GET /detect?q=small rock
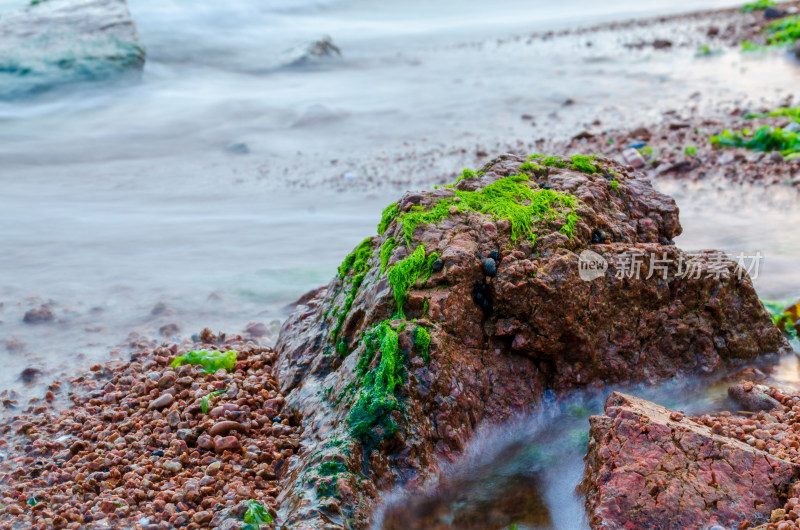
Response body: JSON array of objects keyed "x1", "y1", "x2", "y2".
[
  {"x1": 148, "y1": 394, "x2": 174, "y2": 410},
  {"x1": 197, "y1": 434, "x2": 214, "y2": 450},
  {"x1": 653, "y1": 39, "x2": 672, "y2": 49},
  {"x1": 764, "y1": 7, "x2": 784, "y2": 19},
  {"x1": 23, "y1": 307, "x2": 54, "y2": 324},
  {"x1": 192, "y1": 511, "x2": 212, "y2": 524},
  {"x1": 157, "y1": 372, "x2": 175, "y2": 389},
  {"x1": 244, "y1": 322, "x2": 269, "y2": 337},
  {"x1": 224, "y1": 142, "x2": 249, "y2": 155},
  {"x1": 176, "y1": 428, "x2": 198, "y2": 445},
  {"x1": 208, "y1": 421, "x2": 246, "y2": 437},
  {"x1": 19, "y1": 367, "x2": 42, "y2": 383},
  {"x1": 214, "y1": 435, "x2": 242, "y2": 453},
  {"x1": 573, "y1": 130, "x2": 594, "y2": 140},
  {"x1": 669, "y1": 411, "x2": 684, "y2": 422},
  {"x1": 728, "y1": 383, "x2": 781, "y2": 412},
  {"x1": 163, "y1": 461, "x2": 182, "y2": 473},
  {"x1": 166, "y1": 410, "x2": 180, "y2": 427},
  {"x1": 621, "y1": 148, "x2": 646, "y2": 169},
  {"x1": 772, "y1": 508, "x2": 787, "y2": 522},
  {"x1": 158, "y1": 323, "x2": 180, "y2": 337},
  {"x1": 431, "y1": 260, "x2": 444, "y2": 273},
  {"x1": 205, "y1": 461, "x2": 221, "y2": 475}
]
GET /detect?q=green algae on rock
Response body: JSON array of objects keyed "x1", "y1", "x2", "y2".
[
  {"x1": 348, "y1": 320, "x2": 403, "y2": 445},
  {"x1": 379, "y1": 237, "x2": 398, "y2": 275},
  {"x1": 398, "y1": 173, "x2": 579, "y2": 247},
  {"x1": 387, "y1": 244, "x2": 439, "y2": 318},
  {"x1": 413, "y1": 325, "x2": 431, "y2": 362}
]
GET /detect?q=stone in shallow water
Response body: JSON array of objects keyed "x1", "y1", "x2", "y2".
[{"x1": 0, "y1": 0, "x2": 145, "y2": 98}]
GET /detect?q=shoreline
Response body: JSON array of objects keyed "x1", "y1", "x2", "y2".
[{"x1": 3, "y1": 1, "x2": 800, "y2": 529}]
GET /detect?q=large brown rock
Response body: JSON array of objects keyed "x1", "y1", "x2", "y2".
[
  {"x1": 273, "y1": 154, "x2": 788, "y2": 528},
  {"x1": 582, "y1": 392, "x2": 800, "y2": 529}
]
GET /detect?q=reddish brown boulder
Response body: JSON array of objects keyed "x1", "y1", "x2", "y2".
[
  {"x1": 582, "y1": 392, "x2": 800, "y2": 529},
  {"x1": 273, "y1": 154, "x2": 788, "y2": 528}
]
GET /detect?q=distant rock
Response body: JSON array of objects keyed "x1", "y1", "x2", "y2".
[
  {"x1": 280, "y1": 35, "x2": 341, "y2": 67},
  {"x1": 0, "y1": 0, "x2": 145, "y2": 98},
  {"x1": 224, "y1": 142, "x2": 249, "y2": 155},
  {"x1": 23, "y1": 305, "x2": 54, "y2": 324}
]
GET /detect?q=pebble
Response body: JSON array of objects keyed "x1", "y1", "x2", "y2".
[
  {"x1": 148, "y1": 393, "x2": 174, "y2": 410},
  {"x1": 163, "y1": 461, "x2": 182, "y2": 473},
  {"x1": 0, "y1": 340, "x2": 296, "y2": 528},
  {"x1": 214, "y1": 436, "x2": 243, "y2": 453},
  {"x1": 621, "y1": 148, "x2": 646, "y2": 169},
  {"x1": 208, "y1": 421, "x2": 246, "y2": 437}
]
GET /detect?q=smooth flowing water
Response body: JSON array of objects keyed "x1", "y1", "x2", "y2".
[{"x1": 2, "y1": 0, "x2": 800, "y2": 526}]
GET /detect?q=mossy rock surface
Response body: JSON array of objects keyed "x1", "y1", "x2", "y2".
[{"x1": 273, "y1": 153, "x2": 788, "y2": 529}]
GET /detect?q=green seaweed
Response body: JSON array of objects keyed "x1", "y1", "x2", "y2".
[
  {"x1": 379, "y1": 237, "x2": 398, "y2": 275},
  {"x1": 348, "y1": 321, "x2": 403, "y2": 445},
  {"x1": 685, "y1": 146, "x2": 697, "y2": 156},
  {"x1": 377, "y1": 203, "x2": 400, "y2": 235},
  {"x1": 742, "y1": 0, "x2": 775, "y2": 12},
  {"x1": 765, "y1": 15, "x2": 800, "y2": 46},
  {"x1": 242, "y1": 499, "x2": 272, "y2": 529},
  {"x1": 763, "y1": 300, "x2": 798, "y2": 339},
  {"x1": 414, "y1": 325, "x2": 431, "y2": 362},
  {"x1": 452, "y1": 167, "x2": 478, "y2": 186},
  {"x1": 338, "y1": 238, "x2": 372, "y2": 278},
  {"x1": 710, "y1": 125, "x2": 800, "y2": 157},
  {"x1": 318, "y1": 461, "x2": 348, "y2": 476},
  {"x1": 171, "y1": 350, "x2": 237, "y2": 373},
  {"x1": 398, "y1": 173, "x2": 578, "y2": 247},
  {"x1": 387, "y1": 245, "x2": 439, "y2": 318},
  {"x1": 746, "y1": 106, "x2": 800, "y2": 122},
  {"x1": 569, "y1": 154, "x2": 600, "y2": 174},
  {"x1": 331, "y1": 239, "x2": 374, "y2": 354},
  {"x1": 201, "y1": 389, "x2": 227, "y2": 414}
]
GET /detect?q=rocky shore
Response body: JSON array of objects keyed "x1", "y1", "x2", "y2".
[
  {"x1": 0, "y1": 331, "x2": 296, "y2": 529},
  {"x1": 1, "y1": 2, "x2": 799, "y2": 529},
  {"x1": 1, "y1": 148, "x2": 794, "y2": 528}
]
